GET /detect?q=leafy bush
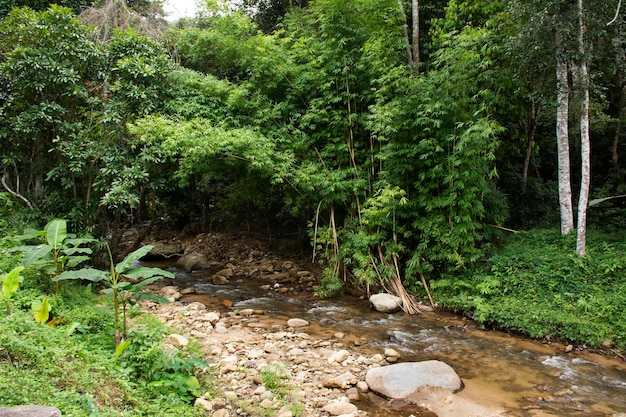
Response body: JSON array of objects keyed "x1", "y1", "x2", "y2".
[{"x1": 433, "y1": 228, "x2": 626, "y2": 349}]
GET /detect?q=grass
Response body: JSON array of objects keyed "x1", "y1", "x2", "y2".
[
  {"x1": 432, "y1": 228, "x2": 626, "y2": 351},
  {"x1": 0, "y1": 280, "x2": 208, "y2": 417}
]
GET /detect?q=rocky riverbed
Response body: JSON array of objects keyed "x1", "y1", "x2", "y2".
[
  {"x1": 137, "y1": 232, "x2": 506, "y2": 417},
  {"x1": 139, "y1": 292, "x2": 504, "y2": 417}
]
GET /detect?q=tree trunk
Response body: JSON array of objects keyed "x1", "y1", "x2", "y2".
[
  {"x1": 397, "y1": 0, "x2": 412, "y2": 68},
  {"x1": 612, "y1": 85, "x2": 626, "y2": 188},
  {"x1": 576, "y1": 0, "x2": 591, "y2": 256},
  {"x1": 523, "y1": 99, "x2": 541, "y2": 190},
  {"x1": 411, "y1": 0, "x2": 419, "y2": 74},
  {"x1": 556, "y1": 30, "x2": 574, "y2": 235}
]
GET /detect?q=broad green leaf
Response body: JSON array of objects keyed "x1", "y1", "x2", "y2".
[
  {"x1": 184, "y1": 375, "x2": 203, "y2": 397},
  {"x1": 33, "y1": 297, "x2": 51, "y2": 324},
  {"x1": 66, "y1": 321, "x2": 81, "y2": 336},
  {"x1": 131, "y1": 292, "x2": 170, "y2": 304},
  {"x1": 115, "y1": 245, "x2": 154, "y2": 274},
  {"x1": 2, "y1": 266, "x2": 24, "y2": 299},
  {"x1": 124, "y1": 267, "x2": 174, "y2": 280},
  {"x1": 54, "y1": 268, "x2": 108, "y2": 282},
  {"x1": 63, "y1": 247, "x2": 93, "y2": 256},
  {"x1": 45, "y1": 219, "x2": 67, "y2": 248},
  {"x1": 114, "y1": 340, "x2": 131, "y2": 363},
  {"x1": 127, "y1": 275, "x2": 165, "y2": 291},
  {"x1": 66, "y1": 256, "x2": 90, "y2": 268},
  {"x1": 20, "y1": 244, "x2": 52, "y2": 266}
]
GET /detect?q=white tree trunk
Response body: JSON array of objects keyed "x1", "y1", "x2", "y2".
[
  {"x1": 556, "y1": 32, "x2": 574, "y2": 235},
  {"x1": 411, "y1": 0, "x2": 419, "y2": 73},
  {"x1": 576, "y1": 0, "x2": 591, "y2": 256}
]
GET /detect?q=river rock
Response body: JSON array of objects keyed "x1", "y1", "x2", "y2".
[
  {"x1": 177, "y1": 252, "x2": 211, "y2": 271},
  {"x1": 195, "y1": 397, "x2": 213, "y2": 411},
  {"x1": 322, "y1": 398, "x2": 358, "y2": 415},
  {"x1": 287, "y1": 318, "x2": 309, "y2": 328},
  {"x1": 166, "y1": 334, "x2": 189, "y2": 347},
  {"x1": 369, "y1": 293, "x2": 403, "y2": 313},
  {"x1": 0, "y1": 406, "x2": 61, "y2": 417},
  {"x1": 406, "y1": 386, "x2": 503, "y2": 417},
  {"x1": 323, "y1": 371, "x2": 358, "y2": 389},
  {"x1": 212, "y1": 274, "x2": 230, "y2": 285},
  {"x1": 365, "y1": 360, "x2": 462, "y2": 399},
  {"x1": 328, "y1": 349, "x2": 351, "y2": 364},
  {"x1": 147, "y1": 242, "x2": 183, "y2": 259}
]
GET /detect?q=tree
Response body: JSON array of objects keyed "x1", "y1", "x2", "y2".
[
  {"x1": 575, "y1": 0, "x2": 591, "y2": 256},
  {"x1": 556, "y1": 18, "x2": 575, "y2": 235},
  {"x1": 412, "y1": 0, "x2": 419, "y2": 72}
]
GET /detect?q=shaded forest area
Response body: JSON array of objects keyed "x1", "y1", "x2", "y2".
[{"x1": 2, "y1": 0, "x2": 626, "y2": 349}]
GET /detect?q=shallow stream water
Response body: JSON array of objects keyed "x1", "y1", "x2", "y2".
[{"x1": 156, "y1": 264, "x2": 626, "y2": 417}]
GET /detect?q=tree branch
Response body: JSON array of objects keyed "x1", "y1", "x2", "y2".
[
  {"x1": 608, "y1": 0, "x2": 622, "y2": 25},
  {"x1": 1, "y1": 175, "x2": 34, "y2": 210}
]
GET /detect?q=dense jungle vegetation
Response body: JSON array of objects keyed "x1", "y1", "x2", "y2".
[{"x1": 1, "y1": 0, "x2": 626, "y2": 412}]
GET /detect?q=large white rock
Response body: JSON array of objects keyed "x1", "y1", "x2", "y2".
[
  {"x1": 369, "y1": 293, "x2": 403, "y2": 313},
  {"x1": 365, "y1": 360, "x2": 462, "y2": 399}
]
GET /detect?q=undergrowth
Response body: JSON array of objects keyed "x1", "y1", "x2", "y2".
[{"x1": 433, "y1": 228, "x2": 626, "y2": 350}]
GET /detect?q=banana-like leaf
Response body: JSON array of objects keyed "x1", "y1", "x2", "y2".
[
  {"x1": 2, "y1": 266, "x2": 24, "y2": 299},
  {"x1": 45, "y1": 219, "x2": 67, "y2": 248},
  {"x1": 64, "y1": 237, "x2": 96, "y2": 247},
  {"x1": 124, "y1": 267, "x2": 175, "y2": 280},
  {"x1": 64, "y1": 247, "x2": 93, "y2": 256},
  {"x1": 131, "y1": 292, "x2": 170, "y2": 304},
  {"x1": 114, "y1": 340, "x2": 131, "y2": 363},
  {"x1": 20, "y1": 244, "x2": 52, "y2": 266},
  {"x1": 129, "y1": 275, "x2": 164, "y2": 290},
  {"x1": 65, "y1": 321, "x2": 81, "y2": 337},
  {"x1": 33, "y1": 297, "x2": 51, "y2": 324},
  {"x1": 54, "y1": 268, "x2": 108, "y2": 282},
  {"x1": 115, "y1": 245, "x2": 154, "y2": 274},
  {"x1": 66, "y1": 256, "x2": 90, "y2": 268}
]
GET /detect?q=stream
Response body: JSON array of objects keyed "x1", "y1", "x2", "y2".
[{"x1": 152, "y1": 262, "x2": 626, "y2": 417}]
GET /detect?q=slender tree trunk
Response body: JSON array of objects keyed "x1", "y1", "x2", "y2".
[
  {"x1": 411, "y1": 0, "x2": 419, "y2": 74},
  {"x1": 556, "y1": 30, "x2": 574, "y2": 235},
  {"x1": 397, "y1": 0, "x2": 412, "y2": 68},
  {"x1": 576, "y1": 0, "x2": 591, "y2": 256},
  {"x1": 612, "y1": 85, "x2": 626, "y2": 188},
  {"x1": 523, "y1": 99, "x2": 541, "y2": 190}
]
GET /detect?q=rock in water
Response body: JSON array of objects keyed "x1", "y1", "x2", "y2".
[
  {"x1": 369, "y1": 293, "x2": 403, "y2": 313},
  {"x1": 365, "y1": 360, "x2": 462, "y2": 399}
]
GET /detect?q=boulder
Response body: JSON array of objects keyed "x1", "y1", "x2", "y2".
[
  {"x1": 0, "y1": 406, "x2": 61, "y2": 417},
  {"x1": 147, "y1": 242, "x2": 183, "y2": 259},
  {"x1": 369, "y1": 293, "x2": 403, "y2": 313},
  {"x1": 365, "y1": 360, "x2": 462, "y2": 399},
  {"x1": 406, "y1": 386, "x2": 503, "y2": 417},
  {"x1": 176, "y1": 252, "x2": 211, "y2": 272}
]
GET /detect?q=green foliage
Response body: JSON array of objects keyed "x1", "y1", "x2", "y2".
[
  {"x1": 433, "y1": 229, "x2": 626, "y2": 349},
  {"x1": 1, "y1": 265, "x2": 23, "y2": 314},
  {"x1": 0, "y1": 306, "x2": 205, "y2": 416},
  {"x1": 32, "y1": 296, "x2": 51, "y2": 323},
  {"x1": 11, "y1": 219, "x2": 95, "y2": 293},
  {"x1": 55, "y1": 244, "x2": 174, "y2": 346}
]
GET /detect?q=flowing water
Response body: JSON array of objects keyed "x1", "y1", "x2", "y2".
[{"x1": 158, "y1": 265, "x2": 626, "y2": 417}]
